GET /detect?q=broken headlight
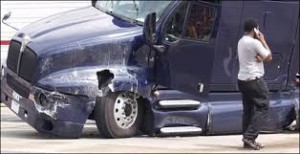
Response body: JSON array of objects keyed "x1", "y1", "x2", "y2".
[{"x1": 34, "y1": 90, "x2": 69, "y2": 111}]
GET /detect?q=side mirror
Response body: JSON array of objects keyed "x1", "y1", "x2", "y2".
[
  {"x1": 2, "y1": 11, "x2": 19, "y2": 31},
  {"x1": 2, "y1": 11, "x2": 11, "y2": 21},
  {"x1": 143, "y1": 12, "x2": 156, "y2": 45}
]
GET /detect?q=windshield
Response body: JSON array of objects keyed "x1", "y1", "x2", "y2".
[{"x1": 95, "y1": 1, "x2": 172, "y2": 24}]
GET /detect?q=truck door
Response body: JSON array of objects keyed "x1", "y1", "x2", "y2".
[
  {"x1": 154, "y1": 1, "x2": 220, "y2": 97},
  {"x1": 233, "y1": 1, "x2": 299, "y2": 90}
]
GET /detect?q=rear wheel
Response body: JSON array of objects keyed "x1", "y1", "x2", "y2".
[{"x1": 94, "y1": 92, "x2": 142, "y2": 138}]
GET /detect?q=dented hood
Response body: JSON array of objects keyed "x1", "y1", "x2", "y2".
[{"x1": 13, "y1": 6, "x2": 142, "y2": 55}]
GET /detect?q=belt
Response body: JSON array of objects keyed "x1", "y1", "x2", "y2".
[{"x1": 239, "y1": 76, "x2": 261, "y2": 82}]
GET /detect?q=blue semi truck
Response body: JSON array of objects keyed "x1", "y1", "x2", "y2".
[{"x1": 1, "y1": 0, "x2": 299, "y2": 138}]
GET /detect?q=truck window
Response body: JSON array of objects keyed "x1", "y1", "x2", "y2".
[
  {"x1": 184, "y1": 3, "x2": 216, "y2": 42},
  {"x1": 163, "y1": 2, "x2": 189, "y2": 43}
]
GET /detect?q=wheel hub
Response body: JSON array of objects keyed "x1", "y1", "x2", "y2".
[
  {"x1": 124, "y1": 103, "x2": 132, "y2": 117},
  {"x1": 113, "y1": 93, "x2": 138, "y2": 129}
]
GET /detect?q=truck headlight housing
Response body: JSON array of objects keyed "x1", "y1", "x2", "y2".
[
  {"x1": 38, "y1": 93, "x2": 53, "y2": 108},
  {"x1": 34, "y1": 90, "x2": 68, "y2": 111}
]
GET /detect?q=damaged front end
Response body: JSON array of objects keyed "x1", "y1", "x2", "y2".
[
  {"x1": 0, "y1": 5, "x2": 155, "y2": 138},
  {"x1": 31, "y1": 89, "x2": 94, "y2": 138},
  {"x1": 32, "y1": 88, "x2": 95, "y2": 125},
  {"x1": 1, "y1": 67, "x2": 94, "y2": 138}
]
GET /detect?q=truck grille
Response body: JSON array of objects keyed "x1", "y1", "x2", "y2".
[
  {"x1": 6, "y1": 40, "x2": 37, "y2": 83},
  {"x1": 7, "y1": 41, "x2": 20, "y2": 74},
  {"x1": 7, "y1": 74, "x2": 30, "y2": 98}
]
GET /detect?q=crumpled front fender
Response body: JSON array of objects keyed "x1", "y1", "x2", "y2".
[
  {"x1": 37, "y1": 67, "x2": 100, "y2": 99},
  {"x1": 97, "y1": 66, "x2": 152, "y2": 98},
  {"x1": 37, "y1": 66, "x2": 152, "y2": 99}
]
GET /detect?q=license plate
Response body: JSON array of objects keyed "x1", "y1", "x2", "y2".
[
  {"x1": 11, "y1": 100, "x2": 20, "y2": 114},
  {"x1": 11, "y1": 91, "x2": 21, "y2": 114},
  {"x1": 12, "y1": 90, "x2": 21, "y2": 101}
]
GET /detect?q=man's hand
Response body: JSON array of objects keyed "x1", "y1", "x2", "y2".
[
  {"x1": 256, "y1": 54, "x2": 264, "y2": 63},
  {"x1": 255, "y1": 31, "x2": 272, "y2": 62},
  {"x1": 255, "y1": 31, "x2": 265, "y2": 43}
]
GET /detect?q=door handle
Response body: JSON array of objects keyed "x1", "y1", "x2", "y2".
[{"x1": 198, "y1": 83, "x2": 204, "y2": 93}]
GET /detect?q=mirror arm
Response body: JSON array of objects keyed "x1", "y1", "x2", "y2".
[
  {"x1": 2, "y1": 19, "x2": 19, "y2": 31},
  {"x1": 2, "y1": 16, "x2": 19, "y2": 31},
  {"x1": 2, "y1": 11, "x2": 19, "y2": 31}
]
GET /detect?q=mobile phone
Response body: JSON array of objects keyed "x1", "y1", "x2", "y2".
[{"x1": 254, "y1": 28, "x2": 259, "y2": 36}]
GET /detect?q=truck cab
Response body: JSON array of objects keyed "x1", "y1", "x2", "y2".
[{"x1": 1, "y1": 0, "x2": 299, "y2": 138}]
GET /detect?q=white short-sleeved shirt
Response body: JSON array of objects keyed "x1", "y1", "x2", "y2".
[{"x1": 237, "y1": 35, "x2": 270, "y2": 81}]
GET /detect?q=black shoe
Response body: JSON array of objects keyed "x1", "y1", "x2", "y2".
[
  {"x1": 243, "y1": 142, "x2": 264, "y2": 149},
  {"x1": 243, "y1": 143, "x2": 252, "y2": 149},
  {"x1": 242, "y1": 138, "x2": 260, "y2": 150},
  {"x1": 244, "y1": 141, "x2": 265, "y2": 148}
]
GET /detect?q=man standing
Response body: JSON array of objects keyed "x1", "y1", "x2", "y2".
[{"x1": 237, "y1": 18, "x2": 272, "y2": 150}]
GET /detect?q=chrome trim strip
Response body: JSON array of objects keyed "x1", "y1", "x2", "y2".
[
  {"x1": 17, "y1": 34, "x2": 31, "y2": 75},
  {"x1": 158, "y1": 100, "x2": 200, "y2": 108},
  {"x1": 160, "y1": 126, "x2": 202, "y2": 134}
]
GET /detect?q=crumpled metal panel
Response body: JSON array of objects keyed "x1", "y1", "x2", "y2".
[{"x1": 37, "y1": 66, "x2": 152, "y2": 99}]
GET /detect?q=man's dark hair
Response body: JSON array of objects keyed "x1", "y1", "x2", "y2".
[{"x1": 244, "y1": 18, "x2": 258, "y2": 33}]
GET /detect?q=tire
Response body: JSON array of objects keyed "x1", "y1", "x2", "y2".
[
  {"x1": 94, "y1": 92, "x2": 142, "y2": 138},
  {"x1": 284, "y1": 107, "x2": 298, "y2": 131}
]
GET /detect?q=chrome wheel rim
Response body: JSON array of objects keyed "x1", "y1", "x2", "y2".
[{"x1": 113, "y1": 93, "x2": 138, "y2": 129}]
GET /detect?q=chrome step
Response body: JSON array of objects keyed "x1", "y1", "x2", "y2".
[
  {"x1": 160, "y1": 126, "x2": 202, "y2": 134},
  {"x1": 158, "y1": 100, "x2": 200, "y2": 108}
]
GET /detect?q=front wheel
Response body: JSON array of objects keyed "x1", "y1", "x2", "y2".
[{"x1": 94, "y1": 92, "x2": 142, "y2": 138}]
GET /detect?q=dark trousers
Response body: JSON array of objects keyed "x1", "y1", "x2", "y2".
[{"x1": 238, "y1": 78, "x2": 270, "y2": 140}]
